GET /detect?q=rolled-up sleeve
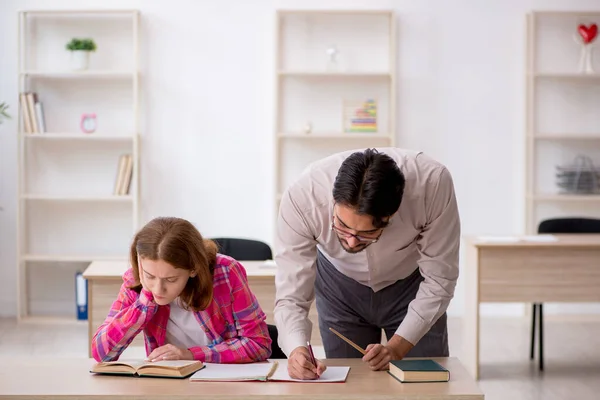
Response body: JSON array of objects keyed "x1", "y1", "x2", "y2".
[
  {"x1": 395, "y1": 167, "x2": 460, "y2": 345},
  {"x1": 273, "y1": 189, "x2": 319, "y2": 356}
]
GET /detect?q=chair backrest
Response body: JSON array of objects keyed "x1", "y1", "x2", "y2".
[
  {"x1": 211, "y1": 237, "x2": 273, "y2": 261},
  {"x1": 538, "y1": 218, "x2": 600, "y2": 234},
  {"x1": 268, "y1": 324, "x2": 287, "y2": 359}
]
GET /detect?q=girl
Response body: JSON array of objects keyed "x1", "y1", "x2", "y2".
[{"x1": 92, "y1": 216, "x2": 272, "y2": 363}]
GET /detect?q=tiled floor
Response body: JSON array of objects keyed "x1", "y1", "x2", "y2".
[{"x1": 1, "y1": 316, "x2": 599, "y2": 400}]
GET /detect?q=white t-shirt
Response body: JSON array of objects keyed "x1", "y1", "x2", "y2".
[{"x1": 165, "y1": 298, "x2": 211, "y2": 349}]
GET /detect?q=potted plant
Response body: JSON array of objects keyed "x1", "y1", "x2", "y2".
[
  {"x1": 65, "y1": 38, "x2": 97, "y2": 70},
  {"x1": 0, "y1": 102, "x2": 10, "y2": 125}
]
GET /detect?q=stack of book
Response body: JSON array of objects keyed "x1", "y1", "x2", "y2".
[
  {"x1": 344, "y1": 99, "x2": 377, "y2": 133},
  {"x1": 114, "y1": 154, "x2": 133, "y2": 195},
  {"x1": 19, "y1": 92, "x2": 46, "y2": 133}
]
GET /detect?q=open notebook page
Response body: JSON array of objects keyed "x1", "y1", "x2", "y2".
[
  {"x1": 189, "y1": 362, "x2": 276, "y2": 381},
  {"x1": 268, "y1": 360, "x2": 350, "y2": 383}
]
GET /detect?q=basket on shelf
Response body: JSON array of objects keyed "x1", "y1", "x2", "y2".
[{"x1": 555, "y1": 155, "x2": 600, "y2": 194}]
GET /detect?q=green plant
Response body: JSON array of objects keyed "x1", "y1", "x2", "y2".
[
  {"x1": 0, "y1": 102, "x2": 10, "y2": 124},
  {"x1": 65, "y1": 38, "x2": 97, "y2": 52}
]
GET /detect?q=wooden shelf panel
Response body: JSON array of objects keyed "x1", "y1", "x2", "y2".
[
  {"x1": 22, "y1": 10, "x2": 139, "y2": 15},
  {"x1": 20, "y1": 71, "x2": 136, "y2": 79},
  {"x1": 278, "y1": 10, "x2": 393, "y2": 16},
  {"x1": 17, "y1": 315, "x2": 88, "y2": 325},
  {"x1": 279, "y1": 71, "x2": 391, "y2": 78},
  {"x1": 22, "y1": 194, "x2": 133, "y2": 202},
  {"x1": 22, "y1": 133, "x2": 135, "y2": 140},
  {"x1": 22, "y1": 254, "x2": 128, "y2": 262},
  {"x1": 533, "y1": 72, "x2": 600, "y2": 80},
  {"x1": 530, "y1": 133, "x2": 600, "y2": 140},
  {"x1": 278, "y1": 132, "x2": 392, "y2": 139},
  {"x1": 528, "y1": 194, "x2": 600, "y2": 201}
]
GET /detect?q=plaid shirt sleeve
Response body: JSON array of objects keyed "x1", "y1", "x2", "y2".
[
  {"x1": 91, "y1": 270, "x2": 159, "y2": 362},
  {"x1": 189, "y1": 260, "x2": 272, "y2": 363}
]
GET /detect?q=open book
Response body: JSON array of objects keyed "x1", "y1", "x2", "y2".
[
  {"x1": 91, "y1": 359, "x2": 204, "y2": 379},
  {"x1": 190, "y1": 360, "x2": 350, "y2": 383}
]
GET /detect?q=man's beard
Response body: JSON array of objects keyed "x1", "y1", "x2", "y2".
[{"x1": 336, "y1": 235, "x2": 369, "y2": 254}]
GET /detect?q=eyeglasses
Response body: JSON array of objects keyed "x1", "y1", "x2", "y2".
[{"x1": 331, "y1": 217, "x2": 382, "y2": 244}]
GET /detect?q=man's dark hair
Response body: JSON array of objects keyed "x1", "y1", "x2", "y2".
[{"x1": 332, "y1": 148, "x2": 405, "y2": 229}]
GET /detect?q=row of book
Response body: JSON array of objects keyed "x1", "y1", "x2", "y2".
[
  {"x1": 19, "y1": 92, "x2": 46, "y2": 134},
  {"x1": 114, "y1": 154, "x2": 133, "y2": 196},
  {"x1": 344, "y1": 99, "x2": 378, "y2": 133}
]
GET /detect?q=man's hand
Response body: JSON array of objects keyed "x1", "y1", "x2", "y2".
[
  {"x1": 288, "y1": 346, "x2": 327, "y2": 380},
  {"x1": 362, "y1": 334, "x2": 414, "y2": 371},
  {"x1": 146, "y1": 344, "x2": 194, "y2": 362}
]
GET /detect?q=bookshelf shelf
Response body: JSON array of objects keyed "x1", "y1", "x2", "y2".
[
  {"x1": 278, "y1": 71, "x2": 391, "y2": 78},
  {"x1": 22, "y1": 194, "x2": 133, "y2": 202},
  {"x1": 533, "y1": 72, "x2": 600, "y2": 80},
  {"x1": 274, "y1": 10, "x2": 396, "y2": 231},
  {"x1": 22, "y1": 9, "x2": 139, "y2": 16},
  {"x1": 20, "y1": 71, "x2": 136, "y2": 79},
  {"x1": 22, "y1": 133, "x2": 135, "y2": 141},
  {"x1": 23, "y1": 254, "x2": 128, "y2": 262},
  {"x1": 16, "y1": 9, "x2": 140, "y2": 320},
  {"x1": 531, "y1": 133, "x2": 600, "y2": 140},
  {"x1": 528, "y1": 194, "x2": 600, "y2": 202},
  {"x1": 278, "y1": 132, "x2": 391, "y2": 139}
]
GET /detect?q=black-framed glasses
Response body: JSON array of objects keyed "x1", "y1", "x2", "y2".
[{"x1": 331, "y1": 217, "x2": 382, "y2": 244}]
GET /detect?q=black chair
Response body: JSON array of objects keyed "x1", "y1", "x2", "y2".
[
  {"x1": 530, "y1": 217, "x2": 600, "y2": 371},
  {"x1": 268, "y1": 323, "x2": 287, "y2": 359},
  {"x1": 210, "y1": 237, "x2": 286, "y2": 359},
  {"x1": 211, "y1": 237, "x2": 273, "y2": 261}
]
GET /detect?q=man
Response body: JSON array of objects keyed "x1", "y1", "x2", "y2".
[{"x1": 274, "y1": 148, "x2": 460, "y2": 380}]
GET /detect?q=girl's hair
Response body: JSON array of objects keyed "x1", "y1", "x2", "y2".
[{"x1": 128, "y1": 216, "x2": 218, "y2": 311}]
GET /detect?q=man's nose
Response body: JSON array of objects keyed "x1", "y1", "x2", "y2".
[{"x1": 346, "y1": 236, "x2": 361, "y2": 248}]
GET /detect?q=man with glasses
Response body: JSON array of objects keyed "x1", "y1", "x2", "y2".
[{"x1": 274, "y1": 148, "x2": 460, "y2": 380}]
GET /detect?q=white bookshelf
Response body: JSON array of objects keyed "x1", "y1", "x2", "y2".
[
  {"x1": 16, "y1": 9, "x2": 140, "y2": 321},
  {"x1": 274, "y1": 9, "x2": 396, "y2": 222},
  {"x1": 525, "y1": 11, "x2": 600, "y2": 233}
]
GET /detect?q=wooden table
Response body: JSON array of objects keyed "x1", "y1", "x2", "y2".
[
  {"x1": 0, "y1": 357, "x2": 484, "y2": 399},
  {"x1": 82, "y1": 260, "x2": 322, "y2": 356},
  {"x1": 463, "y1": 234, "x2": 600, "y2": 379}
]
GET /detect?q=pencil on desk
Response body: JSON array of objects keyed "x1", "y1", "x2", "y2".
[{"x1": 328, "y1": 327, "x2": 367, "y2": 355}]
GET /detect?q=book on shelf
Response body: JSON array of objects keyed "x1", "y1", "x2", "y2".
[
  {"x1": 189, "y1": 360, "x2": 350, "y2": 383},
  {"x1": 113, "y1": 154, "x2": 133, "y2": 195},
  {"x1": 91, "y1": 359, "x2": 204, "y2": 379},
  {"x1": 19, "y1": 92, "x2": 46, "y2": 134},
  {"x1": 343, "y1": 99, "x2": 377, "y2": 133},
  {"x1": 388, "y1": 359, "x2": 450, "y2": 383}
]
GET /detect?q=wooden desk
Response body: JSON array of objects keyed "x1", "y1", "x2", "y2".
[
  {"x1": 0, "y1": 357, "x2": 484, "y2": 399},
  {"x1": 464, "y1": 234, "x2": 600, "y2": 379},
  {"x1": 82, "y1": 260, "x2": 321, "y2": 357}
]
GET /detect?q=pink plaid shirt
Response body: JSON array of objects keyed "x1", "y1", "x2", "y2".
[{"x1": 91, "y1": 254, "x2": 271, "y2": 363}]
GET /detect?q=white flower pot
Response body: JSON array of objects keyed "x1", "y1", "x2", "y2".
[{"x1": 71, "y1": 50, "x2": 90, "y2": 70}]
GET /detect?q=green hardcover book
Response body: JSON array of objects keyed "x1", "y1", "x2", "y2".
[{"x1": 388, "y1": 359, "x2": 450, "y2": 383}]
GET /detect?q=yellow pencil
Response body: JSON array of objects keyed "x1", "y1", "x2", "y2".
[{"x1": 328, "y1": 327, "x2": 366, "y2": 355}]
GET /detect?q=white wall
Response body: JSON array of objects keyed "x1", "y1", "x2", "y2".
[{"x1": 1, "y1": 0, "x2": 600, "y2": 318}]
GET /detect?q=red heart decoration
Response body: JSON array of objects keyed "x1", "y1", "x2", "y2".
[{"x1": 578, "y1": 23, "x2": 598, "y2": 44}]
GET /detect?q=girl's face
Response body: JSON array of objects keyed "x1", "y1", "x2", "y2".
[{"x1": 138, "y1": 258, "x2": 194, "y2": 305}]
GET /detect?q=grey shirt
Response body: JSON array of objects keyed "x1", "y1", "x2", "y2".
[{"x1": 273, "y1": 148, "x2": 460, "y2": 356}]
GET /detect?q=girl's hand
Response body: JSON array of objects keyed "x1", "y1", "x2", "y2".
[{"x1": 146, "y1": 344, "x2": 193, "y2": 362}]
